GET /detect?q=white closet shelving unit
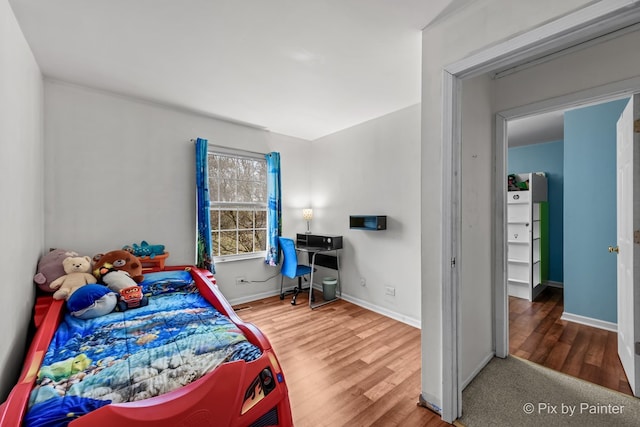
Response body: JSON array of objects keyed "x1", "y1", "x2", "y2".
[{"x1": 507, "y1": 172, "x2": 548, "y2": 301}]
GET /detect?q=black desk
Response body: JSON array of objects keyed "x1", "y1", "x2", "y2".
[{"x1": 295, "y1": 233, "x2": 343, "y2": 309}]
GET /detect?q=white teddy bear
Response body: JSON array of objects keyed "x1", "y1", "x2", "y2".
[{"x1": 50, "y1": 256, "x2": 97, "y2": 300}]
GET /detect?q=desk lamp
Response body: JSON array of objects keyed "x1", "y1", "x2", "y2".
[{"x1": 302, "y1": 208, "x2": 313, "y2": 234}]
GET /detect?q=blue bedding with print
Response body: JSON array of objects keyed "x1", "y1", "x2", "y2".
[{"x1": 24, "y1": 270, "x2": 262, "y2": 427}]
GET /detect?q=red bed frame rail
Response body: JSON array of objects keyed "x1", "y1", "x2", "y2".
[{"x1": 0, "y1": 266, "x2": 293, "y2": 427}]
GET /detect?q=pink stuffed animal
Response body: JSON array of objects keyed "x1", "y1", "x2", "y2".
[{"x1": 34, "y1": 249, "x2": 80, "y2": 293}]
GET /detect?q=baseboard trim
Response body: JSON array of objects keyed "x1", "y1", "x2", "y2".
[
  {"x1": 226, "y1": 286, "x2": 295, "y2": 307},
  {"x1": 418, "y1": 392, "x2": 442, "y2": 416},
  {"x1": 561, "y1": 311, "x2": 617, "y2": 332},
  {"x1": 228, "y1": 285, "x2": 421, "y2": 329},
  {"x1": 339, "y1": 292, "x2": 421, "y2": 329},
  {"x1": 460, "y1": 351, "x2": 495, "y2": 390},
  {"x1": 545, "y1": 280, "x2": 563, "y2": 288}
]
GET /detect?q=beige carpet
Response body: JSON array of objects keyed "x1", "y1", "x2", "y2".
[{"x1": 458, "y1": 356, "x2": 640, "y2": 426}]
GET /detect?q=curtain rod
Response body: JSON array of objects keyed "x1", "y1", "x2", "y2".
[{"x1": 190, "y1": 139, "x2": 266, "y2": 158}]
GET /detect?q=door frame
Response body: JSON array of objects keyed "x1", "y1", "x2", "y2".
[
  {"x1": 439, "y1": 0, "x2": 640, "y2": 422},
  {"x1": 496, "y1": 81, "x2": 640, "y2": 338}
]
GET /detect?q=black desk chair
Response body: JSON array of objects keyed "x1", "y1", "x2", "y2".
[{"x1": 278, "y1": 237, "x2": 314, "y2": 305}]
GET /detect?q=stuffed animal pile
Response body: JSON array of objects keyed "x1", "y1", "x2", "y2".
[
  {"x1": 46, "y1": 255, "x2": 118, "y2": 320},
  {"x1": 92, "y1": 249, "x2": 148, "y2": 312},
  {"x1": 34, "y1": 248, "x2": 151, "y2": 319}
]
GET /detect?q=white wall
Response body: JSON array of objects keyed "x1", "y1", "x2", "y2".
[
  {"x1": 44, "y1": 80, "x2": 311, "y2": 303},
  {"x1": 310, "y1": 104, "x2": 422, "y2": 325},
  {"x1": 43, "y1": 80, "x2": 424, "y2": 323},
  {"x1": 0, "y1": 0, "x2": 44, "y2": 400},
  {"x1": 493, "y1": 28, "x2": 640, "y2": 112},
  {"x1": 420, "y1": 0, "x2": 592, "y2": 412}
]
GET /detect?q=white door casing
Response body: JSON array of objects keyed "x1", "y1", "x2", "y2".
[
  {"x1": 436, "y1": 1, "x2": 640, "y2": 422},
  {"x1": 616, "y1": 94, "x2": 640, "y2": 396}
]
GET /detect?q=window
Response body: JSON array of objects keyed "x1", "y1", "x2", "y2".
[{"x1": 208, "y1": 151, "x2": 267, "y2": 259}]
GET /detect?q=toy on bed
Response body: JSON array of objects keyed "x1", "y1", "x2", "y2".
[
  {"x1": 1, "y1": 266, "x2": 293, "y2": 427},
  {"x1": 49, "y1": 256, "x2": 97, "y2": 300},
  {"x1": 93, "y1": 250, "x2": 148, "y2": 312},
  {"x1": 123, "y1": 240, "x2": 165, "y2": 258},
  {"x1": 47, "y1": 256, "x2": 117, "y2": 320},
  {"x1": 33, "y1": 249, "x2": 80, "y2": 293},
  {"x1": 66, "y1": 284, "x2": 118, "y2": 320},
  {"x1": 98, "y1": 267, "x2": 148, "y2": 311},
  {"x1": 92, "y1": 249, "x2": 144, "y2": 283}
]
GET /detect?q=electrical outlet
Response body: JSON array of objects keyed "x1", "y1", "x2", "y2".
[
  {"x1": 360, "y1": 277, "x2": 366, "y2": 287},
  {"x1": 385, "y1": 286, "x2": 395, "y2": 296},
  {"x1": 236, "y1": 277, "x2": 247, "y2": 286}
]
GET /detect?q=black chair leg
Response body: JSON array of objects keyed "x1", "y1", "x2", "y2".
[
  {"x1": 279, "y1": 275, "x2": 286, "y2": 300},
  {"x1": 291, "y1": 276, "x2": 310, "y2": 305},
  {"x1": 280, "y1": 274, "x2": 300, "y2": 301},
  {"x1": 282, "y1": 275, "x2": 314, "y2": 305}
]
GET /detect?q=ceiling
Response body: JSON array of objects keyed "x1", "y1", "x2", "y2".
[
  {"x1": 9, "y1": 0, "x2": 477, "y2": 141},
  {"x1": 507, "y1": 110, "x2": 564, "y2": 147}
]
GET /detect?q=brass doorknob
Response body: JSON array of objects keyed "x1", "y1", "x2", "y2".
[{"x1": 608, "y1": 246, "x2": 619, "y2": 253}]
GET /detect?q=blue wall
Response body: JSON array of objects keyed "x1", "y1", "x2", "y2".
[
  {"x1": 563, "y1": 98, "x2": 628, "y2": 323},
  {"x1": 508, "y1": 140, "x2": 564, "y2": 284}
]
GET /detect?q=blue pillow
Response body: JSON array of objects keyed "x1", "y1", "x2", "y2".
[
  {"x1": 67, "y1": 284, "x2": 114, "y2": 313},
  {"x1": 139, "y1": 270, "x2": 194, "y2": 295}
]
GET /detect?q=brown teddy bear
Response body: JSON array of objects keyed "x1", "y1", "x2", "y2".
[
  {"x1": 50, "y1": 256, "x2": 97, "y2": 300},
  {"x1": 92, "y1": 249, "x2": 144, "y2": 283}
]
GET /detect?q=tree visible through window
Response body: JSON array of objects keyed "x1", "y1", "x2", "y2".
[{"x1": 208, "y1": 152, "x2": 267, "y2": 257}]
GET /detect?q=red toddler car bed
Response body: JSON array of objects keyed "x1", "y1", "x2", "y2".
[{"x1": 0, "y1": 266, "x2": 293, "y2": 427}]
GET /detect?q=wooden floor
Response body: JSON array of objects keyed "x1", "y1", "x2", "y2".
[
  {"x1": 509, "y1": 286, "x2": 633, "y2": 395},
  {"x1": 233, "y1": 292, "x2": 450, "y2": 427}
]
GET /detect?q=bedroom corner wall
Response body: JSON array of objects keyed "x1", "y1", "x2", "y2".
[
  {"x1": 309, "y1": 104, "x2": 422, "y2": 326},
  {"x1": 0, "y1": 0, "x2": 44, "y2": 401},
  {"x1": 43, "y1": 81, "x2": 311, "y2": 304}
]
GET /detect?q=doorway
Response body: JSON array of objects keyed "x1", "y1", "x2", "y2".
[
  {"x1": 435, "y1": 3, "x2": 640, "y2": 422},
  {"x1": 504, "y1": 101, "x2": 632, "y2": 395}
]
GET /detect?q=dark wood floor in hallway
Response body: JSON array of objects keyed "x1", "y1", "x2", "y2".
[{"x1": 509, "y1": 286, "x2": 633, "y2": 396}]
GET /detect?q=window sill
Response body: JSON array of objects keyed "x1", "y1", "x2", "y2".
[{"x1": 214, "y1": 251, "x2": 266, "y2": 263}]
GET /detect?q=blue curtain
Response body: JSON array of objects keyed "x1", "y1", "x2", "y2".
[
  {"x1": 195, "y1": 138, "x2": 215, "y2": 274},
  {"x1": 265, "y1": 152, "x2": 282, "y2": 266}
]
